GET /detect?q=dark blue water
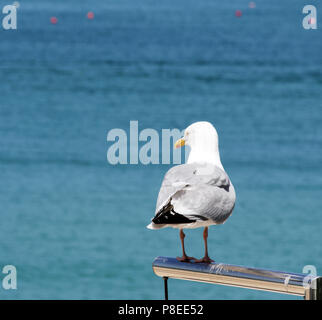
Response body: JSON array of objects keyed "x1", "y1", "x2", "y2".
[{"x1": 1, "y1": 0, "x2": 322, "y2": 299}]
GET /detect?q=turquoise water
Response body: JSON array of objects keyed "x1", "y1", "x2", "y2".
[{"x1": 0, "y1": 0, "x2": 322, "y2": 299}]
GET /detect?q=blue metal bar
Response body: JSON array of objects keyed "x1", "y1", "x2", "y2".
[{"x1": 152, "y1": 256, "x2": 321, "y2": 300}]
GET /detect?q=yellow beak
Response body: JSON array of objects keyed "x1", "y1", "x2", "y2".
[{"x1": 174, "y1": 138, "x2": 185, "y2": 149}]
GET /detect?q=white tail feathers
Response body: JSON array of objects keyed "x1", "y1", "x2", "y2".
[{"x1": 146, "y1": 222, "x2": 165, "y2": 230}]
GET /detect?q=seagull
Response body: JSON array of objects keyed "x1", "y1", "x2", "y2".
[{"x1": 147, "y1": 121, "x2": 236, "y2": 263}]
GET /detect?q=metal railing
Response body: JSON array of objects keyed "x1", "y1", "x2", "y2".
[{"x1": 152, "y1": 256, "x2": 322, "y2": 300}]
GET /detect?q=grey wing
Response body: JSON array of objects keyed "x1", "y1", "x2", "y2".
[{"x1": 155, "y1": 163, "x2": 236, "y2": 224}]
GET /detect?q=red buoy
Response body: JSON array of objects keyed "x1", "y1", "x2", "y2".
[
  {"x1": 87, "y1": 12, "x2": 94, "y2": 19},
  {"x1": 50, "y1": 17, "x2": 58, "y2": 24},
  {"x1": 235, "y1": 10, "x2": 242, "y2": 18}
]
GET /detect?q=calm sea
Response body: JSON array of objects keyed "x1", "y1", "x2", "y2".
[{"x1": 0, "y1": 0, "x2": 322, "y2": 299}]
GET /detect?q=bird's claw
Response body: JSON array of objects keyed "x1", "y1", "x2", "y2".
[
  {"x1": 176, "y1": 255, "x2": 196, "y2": 263},
  {"x1": 193, "y1": 256, "x2": 214, "y2": 264}
]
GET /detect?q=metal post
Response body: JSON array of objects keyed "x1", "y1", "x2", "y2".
[{"x1": 163, "y1": 277, "x2": 168, "y2": 300}]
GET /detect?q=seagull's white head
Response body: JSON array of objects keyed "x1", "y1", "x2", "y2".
[{"x1": 174, "y1": 121, "x2": 224, "y2": 169}]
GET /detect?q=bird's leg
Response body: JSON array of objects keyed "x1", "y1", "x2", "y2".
[
  {"x1": 194, "y1": 227, "x2": 214, "y2": 264},
  {"x1": 176, "y1": 229, "x2": 196, "y2": 262}
]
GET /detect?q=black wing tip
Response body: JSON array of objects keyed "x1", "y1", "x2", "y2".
[
  {"x1": 152, "y1": 211, "x2": 196, "y2": 225},
  {"x1": 152, "y1": 202, "x2": 196, "y2": 225}
]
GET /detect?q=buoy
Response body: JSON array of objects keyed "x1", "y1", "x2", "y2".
[
  {"x1": 50, "y1": 17, "x2": 58, "y2": 24},
  {"x1": 87, "y1": 11, "x2": 94, "y2": 19},
  {"x1": 249, "y1": 2, "x2": 256, "y2": 9},
  {"x1": 235, "y1": 10, "x2": 242, "y2": 18}
]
